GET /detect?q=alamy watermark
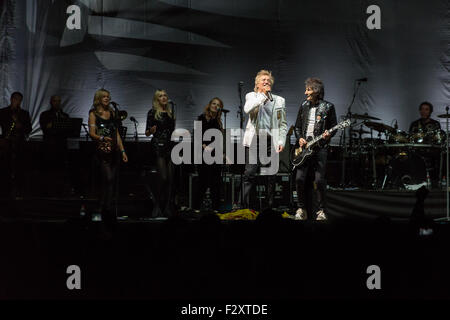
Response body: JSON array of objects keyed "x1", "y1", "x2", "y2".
[{"x1": 170, "y1": 121, "x2": 281, "y2": 175}]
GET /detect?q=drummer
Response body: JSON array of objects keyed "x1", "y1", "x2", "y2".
[
  {"x1": 408, "y1": 101, "x2": 441, "y2": 187},
  {"x1": 409, "y1": 101, "x2": 441, "y2": 135}
]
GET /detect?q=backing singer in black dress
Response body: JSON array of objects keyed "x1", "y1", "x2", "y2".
[
  {"x1": 88, "y1": 89, "x2": 128, "y2": 227},
  {"x1": 194, "y1": 97, "x2": 224, "y2": 212},
  {"x1": 145, "y1": 89, "x2": 176, "y2": 217}
]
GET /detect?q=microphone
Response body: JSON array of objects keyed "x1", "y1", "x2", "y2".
[
  {"x1": 356, "y1": 78, "x2": 368, "y2": 82},
  {"x1": 130, "y1": 116, "x2": 138, "y2": 123},
  {"x1": 221, "y1": 108, "x2": 230, "y2": 114},
  {"x1": 168, "y1": 100, "x2": 176, "y2": 105},
  {"x1": 394, "y1": 119, "x2": 398, "y2": 130},
  {"x1": 110, "y1": 101, "x2": 119, "y2": 107},
  {"x1": 267, "y1": 91, "x2": 273, "y2": 102},
  {"x1": 238, "y1": 81, "x2": 244, "y2": 87}
]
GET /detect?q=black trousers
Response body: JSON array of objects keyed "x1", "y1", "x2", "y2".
[
  {"x1": 145, "y1": 139, "x2": 175, "y2": 217},
  {"x1": 295, "y1": 148, "x2": 328, "y2": 213},
  {"x1": 96, "y1": 151, "x2": 120, "y2": 224},
  {"x1": 2, "y1": 140, "x2": 27, "y2": 198},
  {"x1": 239, "y1": 135, "x2": 276, "y2": 209},
  {"x1": 195, "y1": 163, "x2": 222, "y2": 210}
]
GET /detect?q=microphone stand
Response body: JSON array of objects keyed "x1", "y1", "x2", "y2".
[
  {"x1": 237, "y1": 82, "x2": 244, "y2": 207},
  {"x1": 81, "y1": 123, "x2": 89, "y2": 141},
  {"x1": 169, "y1": 101, "x2": 179, "y2": 213},
  {"x1": 133, "y1": 120, "x2": 138, "y2": 141},
  {"x1": 220, "y1": 108, "x2": 230, "y2": 211},
  {"x1": 111, "y1": 103, "x2": 122, "y2": 221}
]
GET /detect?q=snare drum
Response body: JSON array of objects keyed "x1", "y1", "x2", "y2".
[
  {"x1": 409, "y1": 129, "x2": 426, "y2": 143},
  {"x1": 388, "y1": 130, "x2": 409, "y2": 144}
]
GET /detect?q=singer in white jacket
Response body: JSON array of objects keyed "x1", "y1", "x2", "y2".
[{"x1": 237, "y1": 69, "x2": 287, "y2": 210}]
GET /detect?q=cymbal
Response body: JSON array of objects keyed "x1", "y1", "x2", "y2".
[
  {"x1": 351, "y1": 129, "x2": 370, "y2": 135},
  {"x1": 437, "y1": 114, "x2": 450, "y2": 118},
  {"x1": 364, "y1": 121, "x2": 395, "y2": 133},
  {"x1": 350, "y1": 113, "x2": 381, "y2": 121}
]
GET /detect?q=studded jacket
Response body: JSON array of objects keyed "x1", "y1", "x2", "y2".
[{"x1": 294, "y1": 99, "x2": 337, "y2": 147}]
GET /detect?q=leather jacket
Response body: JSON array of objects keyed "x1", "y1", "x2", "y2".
[{"x1": 294, "y1": 99, "x2": 337, "y2": 147}]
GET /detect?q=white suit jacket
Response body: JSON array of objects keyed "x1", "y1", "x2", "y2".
[{"x1": 242, "y1": 91, "x2": 287, "y2": 148}]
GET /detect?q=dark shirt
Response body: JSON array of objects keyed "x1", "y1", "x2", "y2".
[
  {"x1": 146, "y1": 109, "x2": 175, "y2": 142},
  {"x1": 409, "y1": 118, "x2": 441, "y2": 134},
  {"x1": 39, "y1": 108, "x2": 69, "y2": 138},
  {"x1": 0, "y1": 106, "x2": 32, "y2": 141}
]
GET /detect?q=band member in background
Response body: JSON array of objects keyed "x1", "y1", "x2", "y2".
[
  {"x1": 409, "y1": 101, "x2": 441, "y2": 184},
  {"x1": 39, "y1": 95, "x2": 69, "y2": 137},
  {"x1": 88, "y1": 89, "x2": 128, "y2": 227},
  {"x1": 39, "y1": 95, "x2": 70, "y2": 196},
  {"x1": 236, "y1": 69, "x2": 287, "y2": 210},
  {"x1": 145, "y1": 89, "x2": 176, "y2": 217},
  {"x1": 0, "y1": 92, "x2": 32, "y2": 198},
  {"x1": 194, "y1": 97, "x2": 224, "y2": 212},
  {"x1": 294, "y1": 78, "x2": 337, "y2": 220},
  {"x1": 409, "y1": 101, "x2": 441, "y2": 135}
]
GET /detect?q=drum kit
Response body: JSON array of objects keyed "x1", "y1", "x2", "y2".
[{"x1": 344, "y1": 112, "x2": 448, "y2": 190}]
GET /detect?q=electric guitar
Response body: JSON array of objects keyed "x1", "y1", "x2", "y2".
[{"x1": 290, "y1": 119, "x2": 351, "y2": 169}]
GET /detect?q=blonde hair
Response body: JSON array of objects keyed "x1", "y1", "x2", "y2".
[
  {"x1": 152, "y1": 89, "x2": 174, "y2": 120},
  {"x1": 92, "y1": 89, "x2": 113, "y2": 113},
  {"x1": 203, "y1": 97, "x2": 224, "y2": 130},
  {"x1": 254, "y1": 69, "x2": 274, "y2": 92}
]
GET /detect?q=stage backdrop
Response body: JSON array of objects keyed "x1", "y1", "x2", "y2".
[{"x1": 0, "y1": 0, "x2": 449, "y2": 143}]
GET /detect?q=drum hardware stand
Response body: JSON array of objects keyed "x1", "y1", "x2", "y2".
[
  {"x1": 368, "y1": 127, "x2": 378, "y2": 189},
  {"x1": 381, "y1": 164, "x2": 391, "y2": 190},
  {"x1": 436, "y1": 106, "x2": 450, "y2": 222},
  {"x1": 340, "y1": 81, "x2": 363, "y2": 188}
]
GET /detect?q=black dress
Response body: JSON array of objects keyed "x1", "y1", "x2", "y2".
[
  {"x1": 146, "y1": 109, "x2": 175, "y2": 157},
  {"x1": 92, "y1": 111, "x2": 121, "y2": 221},
  {"x1": 145, "y1": 109, "x2": 176, "y2": 216}
]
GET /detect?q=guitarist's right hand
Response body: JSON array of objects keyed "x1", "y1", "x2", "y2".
[{"x1": 299, "y1": 138, "x2": 307, "y2": 147}]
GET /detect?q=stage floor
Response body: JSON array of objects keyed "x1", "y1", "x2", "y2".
[
  {"x1": 1, "y1": 206, "x2": 450, "y2": 300},
  {"x1": 1, "y1": 188, "x2": 447, "y2": 221}
]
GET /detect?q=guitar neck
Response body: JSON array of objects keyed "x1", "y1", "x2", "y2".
[{"x1": 306, "y1": 124, "x2": 339, "y2": 148}]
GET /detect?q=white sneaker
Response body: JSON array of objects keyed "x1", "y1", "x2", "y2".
[
  {"x1": 316, "y1": 210, "x2": 327, "y2": 220},
  {"x1": 294, "y1": 208, "x2": 307, "y2": 220}
]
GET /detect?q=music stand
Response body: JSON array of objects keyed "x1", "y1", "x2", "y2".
[{"x1": 52, "y1": 118, "x2": 83, "y2": 138}]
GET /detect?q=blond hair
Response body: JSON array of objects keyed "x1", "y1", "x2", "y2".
[
  {"x1": 254, "y1": 69, "x2": 274, "y2": 92},
  {"x1": 152, "y1": 89, "x2": 174, "y2": 120},
  {"x1": 92, "y1": 89, "x2": 113, "y2": 113}
]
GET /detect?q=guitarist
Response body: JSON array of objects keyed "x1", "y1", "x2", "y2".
[{"x1": 294, "y1": 78, "x2": 337, "y2": 220}]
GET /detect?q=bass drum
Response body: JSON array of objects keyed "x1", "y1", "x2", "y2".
[{"x1": 387, "y1": 151, "x2": 426, "y2": 187}]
